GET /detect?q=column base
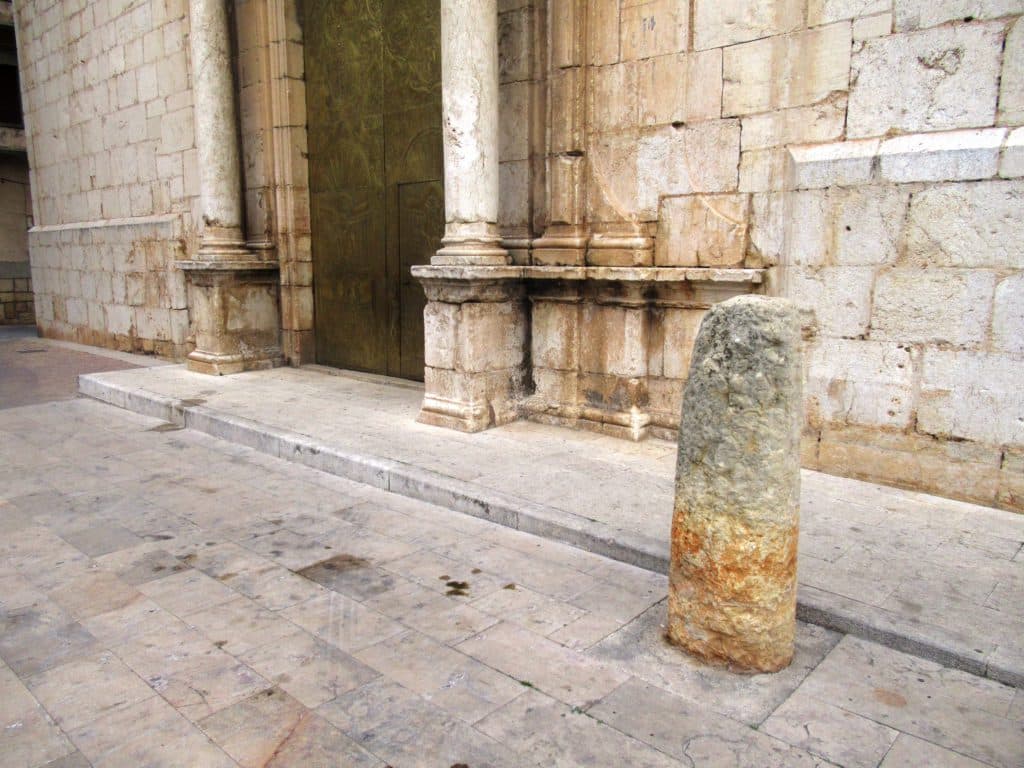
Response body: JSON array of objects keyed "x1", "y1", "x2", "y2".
[
  {"x1": 186, "y1": 349, "x2": 282, "y2": 376},
  {"x1": 414, "y1": 265, "x2": 527, "y2": 434},
  {"x1": 177, "y1": 259, "x2": 283, "y2": 377}
]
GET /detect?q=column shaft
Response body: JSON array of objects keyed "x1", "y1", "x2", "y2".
[
  {"x1": 436, "y1": 0, "x2": 507, "y2": 265},
  {"x1": 189, "y1": 0, "x2": 246, "y2": 252}
]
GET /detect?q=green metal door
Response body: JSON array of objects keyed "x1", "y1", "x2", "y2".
[{"x1": 303, "y1": 0, "x2": 443, "y2": 380}]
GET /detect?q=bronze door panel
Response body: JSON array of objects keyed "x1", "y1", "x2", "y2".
[
  {"x1": 304, "y1": 0, "x2": 443, "y2": 378},
  {"x1": 396, "y1": 180, "x2": 443, "y2": 381}
]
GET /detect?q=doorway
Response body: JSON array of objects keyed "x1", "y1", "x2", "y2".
[{"x1": 303, "y1": 0, "x2": 443, "y2": 380}]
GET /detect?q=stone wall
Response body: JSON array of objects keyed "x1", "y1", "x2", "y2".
[
  {"x1": 0, "y1": 153, "x2": 33, "y2": 324},
  {"x1": 525, "y1": 1, "x2": 1023, "y2": 510},
  {"x1": 13, "y1": 0, "x2": 1023, "y2": 510},
  {"x1": 15, "y1": 0, "x2": 196, "y2": 356}
]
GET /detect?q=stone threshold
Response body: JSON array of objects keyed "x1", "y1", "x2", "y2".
[{"x1": 78, "y1": 369, "x2": 1022, "y2": 688}]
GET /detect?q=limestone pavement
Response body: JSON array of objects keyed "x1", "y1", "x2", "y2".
[
  {"x1": 1, "y1": 397, "x2": 1022, "y2": 768},
  {"x1": 0, "y1": 349, "x2": 1022, "y2": 767},
  {"x1": 80, "y1": 363, "x2": 1024, "y2": 687}
]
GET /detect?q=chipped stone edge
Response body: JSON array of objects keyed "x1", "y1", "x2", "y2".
[
  {"x1": 78, "y1": 370, "x2": 1022, "y2": 688},
  {"x1": 787, "y1": 127, "x2": 1019, "y2": 189}
]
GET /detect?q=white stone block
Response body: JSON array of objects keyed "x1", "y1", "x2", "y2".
[
  {"x1": 878, "y1": 128, "x2": 1006, "y2": 183},
  {"x1": 999, "y1": 16, "x2": 1024, "y2": 126},
  {"x1": 1001, "y1": 127, "x2": 1024, "y2": 178},
  {"x1": 904, "y1": 179, "x2": 1024, "y2": 268},
  {"x1": 848, "y1": 22, "x2": 1004, "y2": 137},
  {"x1": 693, "y1": 0, "x2": 805, "y2": 50},
  {"x1": 636, "y1": 121, "x2": 741, "y2": 218},
  {"x1": 871, "y1": 268, "x2": 996, "y2": 347},
  {"x1": 809, "y1": 0, "x2": 890, "y2": 25},
  {"x1": 993, "y1": 273, "x2": 1024, "y2": 357},
  {"x1": 789, "y1": 265, "x2": 876, "y2": 337},
  {"x1": 739, "y1": 148, "x2": 786, "y2": 193},
  {"x1": 895, "y1": 0, "x2": 1024, "y2": 31},
  {"x1": 655, "y1": 193, "x2": 750, "y2": 267},
  {"x1": 787, "y1": 186, "x2": 909, "y2": 267},
  {"x1": 787, "y1": 139, "x2": 879, "y2": 189},
  {"x1": 805, "y1": 338, "x2": 915, "y2": 429},
  {"x1": 853, "y1": 13, "x2": 893, "y2": 40},
  {"x1": 620, "y1": 0, "x2": 689, "y2": 61},
  {"x1": 749, "y1": 192, "x2": 785, "y2": 266},
  {"x1": 723, "y1": 23, "x2": 852, "y2": 116},
  {"x1": 638, "y1": 49, "x2": 722, "y2": 126},
  {"x1": 105, "y1": 303, "x2": 133, "y2": 335},
  {"x1": 740, "y1": 98, "x2": 847, "y2": 151},
  {"x1": 918, "y1": 350, "x2": 1024, "y2": 445}
]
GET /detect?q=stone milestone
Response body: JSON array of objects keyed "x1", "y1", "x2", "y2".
[{"x1": 668, "y1": 295, "x2": 803, "y2": 673}]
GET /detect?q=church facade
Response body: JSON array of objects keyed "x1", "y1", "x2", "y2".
[{"x1": 12, "y1": 0, "x2": 1024, "y2": 511}]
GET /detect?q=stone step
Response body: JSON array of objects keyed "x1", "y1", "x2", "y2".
[{"x1": 78, "y1": 369, "x2": 1023, "y2": 688}]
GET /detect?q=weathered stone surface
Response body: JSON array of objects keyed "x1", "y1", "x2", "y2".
[
  {"x1": 668, "y1": 295, "x2": 802, "y2": 673},
  {"x1": 809, "y1": 0, "x2": 891, "y2": 25},
  {"x1": 620, "y1": 0, "x2": 689, "y2": 61},
  {"x1": 693, "y1": 0, "x2": 805, "y2": 50},
  {"x1": 805, "y1": 338, "x2": 915, "y2": 429},
  {"x1": 655, "y1": 194, "x2": 750, "y2": 268},
  {"x1": 903, "y1": 180, "x2": 1024, "y2": 269},
  {"x1": 787, "y1": 186, "x2": 909, "y2": 267},
  {"x1": 895, "y1": 0, "x2": 1024, "y2": 32},
  {"x1": 787, "y1": 139, "x2": 879, "y2": 189},
  {"x1": 636, "y1": 122, "x2": 741, "y2": 218},
  {"x1": 853, "y1": 12, "x2": 894, "y2": 40},
  {"x1": 918, "y1": 350, "x2": 1024, "y2": 445},
  {"x1": 999, "y1": 16, "x2": 1024, "y2": 126},
  {"x1": 788, "y1": 265, "x2": 875, "y2": 337},
  {"x1": 723, "y1": 23, "x2": 852, "y2": 117},
  {"x1": 740, "y1": 98, "x2": 847, "y2": 151},
  {"x1": 871, "y1": 268, "x2": 995, "y2": 347},
  {"x1": 878, "y1": 128, "x2": 1006, "y2": 183},
  {"x1": 1001, "y1": 127, "x2": 1024, "y2": 177},
  {"x1": 993, "y1": 273, "x2": 1024, "y2": 357},
  {"x1": 847, "y1": 22, "x2": 1004, "y2": 137},
  {"x1": 638, "y1": 50, "x2": 722, "y2": 127}
]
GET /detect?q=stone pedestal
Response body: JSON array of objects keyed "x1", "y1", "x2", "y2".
[
  {"x1": 667, "y1": 295, "x2": 802, "y2": 673},
  {"x1": 181, "y1": 0, "x2": 282, "y2": 374},
  {"x1": 415, "y1": 266, "x2": 527, "y2": 432},
  {"x1": 179, "y1": 262, "x2": 283, "y2": 375}
]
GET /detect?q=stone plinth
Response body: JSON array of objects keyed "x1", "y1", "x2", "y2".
[
  {"x1": 414, "y1": 265, "x2": 527, "y2": 432},
  {"x1": 179, "y1": 262, "x2": 283, "y2": 375},
  {"x1": 667, "y1": 295, "x2": 802, "y2": 673}
]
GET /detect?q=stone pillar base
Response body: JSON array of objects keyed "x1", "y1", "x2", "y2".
[
  {"x1": 413, "y1": 265, "x2": 527, "y2": 434},
  {"x1": 178, "y1": 260, "x2": 284, "y2": 376}
]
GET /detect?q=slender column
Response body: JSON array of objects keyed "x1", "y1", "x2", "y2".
[
  {"x1": 178, "y1": 0, "x2": 282, "y2": 375},
  {"x1": 435, "y1": 0, "x2": 508, "y2": 265},
  {"x1": 190, "y1": 0, "x2": 248, "y2": 257}
]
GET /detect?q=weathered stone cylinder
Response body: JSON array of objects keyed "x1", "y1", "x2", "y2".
[{"x1": 667, "y1": 295, "x2": 802, "y2": 673}]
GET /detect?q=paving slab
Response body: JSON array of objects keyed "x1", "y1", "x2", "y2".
[
  {"x1": 1, "y1": 398, "x2": 1022, "y2": 767},
  {"x1": 0, "y1": 330, "x2": 164, "y2": 410},
  {"x1": 78, "y1": 364, "x2": 1024, "y2": 687}
]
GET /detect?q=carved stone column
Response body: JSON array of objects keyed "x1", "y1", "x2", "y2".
[
  {"x1": 434, "y1": 0, "x2": 508, "y2": 266},
  {"x1": 177, "y1": 0, "x2": 282, "y2": 375},
  {"x1": 415, "y1": 0, "x2": 527, "y2": 432}
]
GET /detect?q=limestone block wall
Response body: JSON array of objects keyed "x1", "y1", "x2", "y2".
[
  {"x1": 0, "y1": 154, "x2": 34, "y2": 324},
  {"x1": 552, "y1": 1, "x2": 1024, "y2": 511},
  {"x1": 14, "y1": 0, "x2": 197, "y2": 356}
]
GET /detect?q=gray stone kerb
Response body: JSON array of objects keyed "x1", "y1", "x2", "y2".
[{"x1": 78, "y1": 371, "x2": 1022, "y2": 688}]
